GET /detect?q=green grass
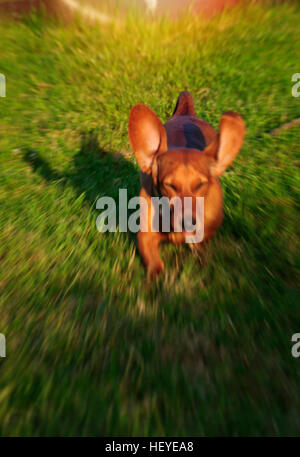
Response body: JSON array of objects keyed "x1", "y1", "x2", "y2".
[{"x1": 0, "y1": 1, "x2": 300, "y2": 436}]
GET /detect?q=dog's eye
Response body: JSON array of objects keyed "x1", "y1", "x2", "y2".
[
  {"x1": 194, "y1": 180, "x2": 208, "y2": 191},
  {"x1": 165, "y1": 183, "x2": 178, "y2": 192},
  {"x1": 195, "y1": 182, "x2": 204, "y2": 191}
]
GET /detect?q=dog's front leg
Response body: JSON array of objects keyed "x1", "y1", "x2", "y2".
[
  {"x1": 138, "y1": 231, "x2": 165, "y2": 279},
  {"x1": 138, "y1": 184, "x2": 166, "y2": 279}
]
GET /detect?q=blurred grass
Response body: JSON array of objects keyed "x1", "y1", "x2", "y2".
[{"x1": 0, "y1": 0, "x2": 300, "y2": 436}]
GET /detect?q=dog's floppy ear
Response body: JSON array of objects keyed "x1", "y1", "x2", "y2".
[
  {"x1": 129, "y1": 104, "x2": 167, "y2": 174},
  {"x1": 205, "y1": 112, "x2": 245, "y2": 177}
]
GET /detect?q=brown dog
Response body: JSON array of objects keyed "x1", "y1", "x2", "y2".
[{"x1": 129, "y1": 91, "x2": 245, "y2": 278}]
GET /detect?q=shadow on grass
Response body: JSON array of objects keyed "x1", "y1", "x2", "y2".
[
  {"x1": 23, "y1": 130, "x2": 140, "y2": 241},
  {"x1": 24, "y1": 130, "x2": 139, "y2": 197}
]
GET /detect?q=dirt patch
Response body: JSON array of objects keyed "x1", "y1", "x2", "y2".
[
  {"x1": 269, "y1": 118, "x2": 300, "y2": 136},
  {"x1": 0, "y1": 0, "x2": 71, "y2": 20},
  {"x1": 156, "y1": 0, "x2": 244, "y2": 18},
  {"x1": 0, "y1": 0, "x2": 246, "y2": 21}
]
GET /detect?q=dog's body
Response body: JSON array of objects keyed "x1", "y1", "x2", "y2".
[{"x1": 129, "y1": 92, "x2": 245, "y2": 278}]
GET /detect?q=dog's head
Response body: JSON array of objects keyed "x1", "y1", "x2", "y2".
[{"x1": 129, "y1": 104, "x2": 245, "y2": 234}]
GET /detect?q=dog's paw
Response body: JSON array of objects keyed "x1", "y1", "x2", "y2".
[{"x1": 147, "y1": 260, "x2": 165, "y2": 280}]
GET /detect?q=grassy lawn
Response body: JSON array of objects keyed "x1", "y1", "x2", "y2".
[{"x1": 0, "y1": 1, "x2": 299, "y2": 436}]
